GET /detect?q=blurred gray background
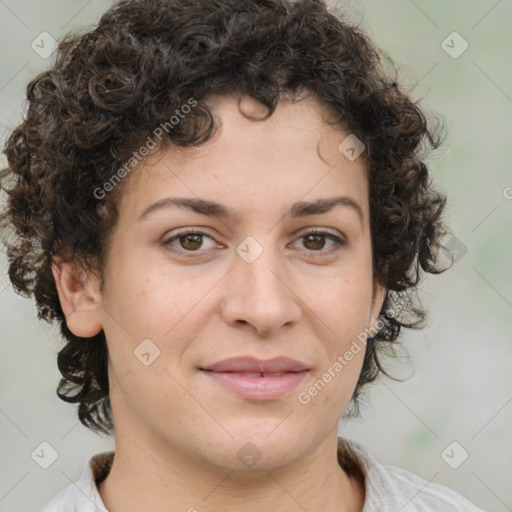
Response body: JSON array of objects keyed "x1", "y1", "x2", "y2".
[{"x1": 0, "y1": 1, "x2": 511, "y2": 510}]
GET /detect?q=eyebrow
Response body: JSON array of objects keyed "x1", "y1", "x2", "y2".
[{"x1": 138, "y1": 195, "x2": 364, "y2": 225}]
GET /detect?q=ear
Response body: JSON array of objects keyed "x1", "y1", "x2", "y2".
[
  {"x1": 51, "y1": 260, "x2": 103, "y2": 338},
  {"x1": 369, "y1": 281, "x2": 387, "y2": 329}
]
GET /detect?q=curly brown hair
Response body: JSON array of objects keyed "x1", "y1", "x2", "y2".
[{"x1": 0, "y1": 0, "x2": 448, "y2": 436}]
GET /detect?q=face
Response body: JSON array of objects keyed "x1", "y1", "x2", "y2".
[{"x1": 56, "y1": 92, "x2": 385, "y2": 472}]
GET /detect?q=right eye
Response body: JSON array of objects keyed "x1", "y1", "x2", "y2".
[{"x1": 162, "y1": 229, "x2": 221, "y2": 254}]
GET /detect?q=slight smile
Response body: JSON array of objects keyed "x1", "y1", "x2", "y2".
[{"x1": 200, "y1": 356, "x2": 310, "y2": 400}]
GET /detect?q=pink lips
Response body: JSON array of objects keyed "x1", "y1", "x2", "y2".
[{"x1": 201, "y1": 356, "x2": 309, "y2": 400}]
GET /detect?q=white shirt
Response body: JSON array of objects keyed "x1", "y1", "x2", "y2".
[{"x1": 35, "y1": 438, "x2": 485, "y2": 511}]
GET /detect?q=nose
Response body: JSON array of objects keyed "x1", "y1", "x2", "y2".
[{"x1": 220, "y1": 243, "x2": 302, "y2": 338}]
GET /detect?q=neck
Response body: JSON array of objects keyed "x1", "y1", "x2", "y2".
[{"x1": 97, "y1": 431, "x2": 365, "y2": 512}]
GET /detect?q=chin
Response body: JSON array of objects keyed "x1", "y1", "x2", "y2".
[{"x1": 198, "y1": 421, "x2": 309, "y2": 472}]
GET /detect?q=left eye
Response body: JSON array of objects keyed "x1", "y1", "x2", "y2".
[
  {"x1": 163, "y1": 229, "x2": 346, "y2": 255},
  {"x1": 295, "y1": 230, "x2": 346, "y2": 253}
]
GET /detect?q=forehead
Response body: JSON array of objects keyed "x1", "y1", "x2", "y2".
[{"x1": 117, "y1": 93, "x2": 369, "y2": 225}]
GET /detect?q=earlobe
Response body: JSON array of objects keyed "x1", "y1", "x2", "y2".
[
  {"x1": 52, "y1": 260, "x2": 103, "y2": 338},
  {"x1": 370, "y1": 282, "x2": 387, "y2": 329}
]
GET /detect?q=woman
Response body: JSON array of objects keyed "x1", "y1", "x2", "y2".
[{"x1": 0, "y1": 0, "x2": 483, "y2": 510}]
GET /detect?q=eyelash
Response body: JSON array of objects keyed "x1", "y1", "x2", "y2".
[{"x1": 162, "y1": 229, "x2": 346, "y2": 257}]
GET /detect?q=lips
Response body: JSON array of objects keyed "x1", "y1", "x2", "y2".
[
  {"x1": 201, "y1": 356, "x2": 310, "y2": 400},
  {"x1": 201, "y1": 356, "x2": 309, "y2": 374}
]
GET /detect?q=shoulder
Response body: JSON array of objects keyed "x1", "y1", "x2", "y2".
[
  {"x1": 379, "y1": 464, "x2": 485, "y2": 511},
  {"x1": 35, "y1": 451, "x2": 114, "y2": 512},
  {"x1": 35, "y1": 485, "x2": 75, "y2": 512},
  {"x1": 338, "y1": 438, "x2": 485, "y2": 511}
]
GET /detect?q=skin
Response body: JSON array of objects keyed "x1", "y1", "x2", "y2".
[{"x1": 53, "y1": 92, "x2": 386, "y2": 512}]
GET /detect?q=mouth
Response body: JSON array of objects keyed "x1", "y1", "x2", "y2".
[
  {"x1": 201, "y1": 356, "x2": 309, "y2": 374},
  {"x1": 216, "y1": 372, "x2": 291, "y2": 377},
  {"x1": 200, "y1": 356, "x2": 310, "y2": 400}
]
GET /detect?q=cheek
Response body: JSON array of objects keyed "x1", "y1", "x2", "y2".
[
  {"x1": 301, "y1": 270, "x2": 373, "y2": 399},
  {"x1": 308, "y1": 270, "x2": 374, "y2": 333},
  {"x1": 104, "y1": 244, "x2": 182, "y2": 333},
  {"x1": 101, "y1": 264, "x2": 209, "y2": 375}
]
